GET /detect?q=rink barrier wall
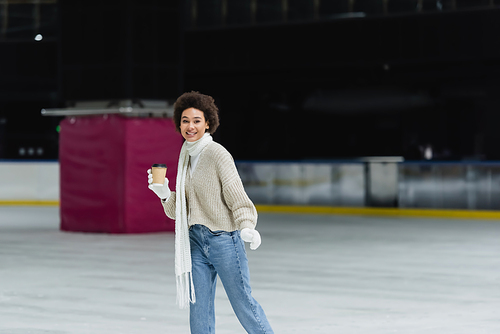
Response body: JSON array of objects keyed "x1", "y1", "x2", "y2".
[
  {"x1": 3, "y1": 160, "x2": 500, "y2": 220},
  {"x1": 0, "y1": 160, "x2": 59, "y2": 203},
  {"x1": 237, "y1": 160, "x2": 500, "y2": 211}
]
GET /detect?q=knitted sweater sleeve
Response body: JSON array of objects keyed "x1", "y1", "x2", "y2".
[
  {"x1": 161, "y1": 191, "x2": 176, "y2": 220},
  {"x1": 215, "y1": 146, "x2": 257, "y2": 230}
]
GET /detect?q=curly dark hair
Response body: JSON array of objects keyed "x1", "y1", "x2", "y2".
[{"x1": 173, "y1": 91, "x2": 220, "y2": 134}]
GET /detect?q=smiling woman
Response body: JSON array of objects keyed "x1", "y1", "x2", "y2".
[{"x1": 146, "y1": 91, "x2": 274, "y2": 333}]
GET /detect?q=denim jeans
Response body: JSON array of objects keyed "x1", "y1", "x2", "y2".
[{"x1": 189, "y1": 224, "x2": 274, "y2": 334}]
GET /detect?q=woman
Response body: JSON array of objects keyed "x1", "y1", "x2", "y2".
[{"x1": 147, "y1": 91, "x2": 274, "y2": 334}]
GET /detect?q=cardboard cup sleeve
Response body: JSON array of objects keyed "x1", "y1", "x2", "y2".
[{"x1": 151, "y1": 164, "x2": 167, "y2": 185}]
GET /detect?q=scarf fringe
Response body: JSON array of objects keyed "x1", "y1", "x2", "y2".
[{"x1": 176, "y1": 272, "x2": 196, "y2": 309}]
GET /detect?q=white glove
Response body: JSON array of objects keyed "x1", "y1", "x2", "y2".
[
  {"x1": 147, "y1": 169, "x2": 171, "y2": 200},
  {"x1": 241, "y1": 228, "x2": 261, "y2": 250}
]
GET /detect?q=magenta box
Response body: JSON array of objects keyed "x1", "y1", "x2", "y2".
[{"x1": 59, "y1": 115, "x2": 182, "y2": 233}]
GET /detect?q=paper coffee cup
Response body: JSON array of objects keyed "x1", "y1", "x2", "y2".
[{"x1": 151, "y1": 164, "x2": 167, "y2": 185}]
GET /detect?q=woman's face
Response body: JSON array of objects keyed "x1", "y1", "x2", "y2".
[{"x1": 180, "y1": 108, "x2": 209, "y2": 142}]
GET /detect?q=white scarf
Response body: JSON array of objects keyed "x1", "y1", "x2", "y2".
[{"x1": 175, "y1": 132, "x2": 213, "y2": 309}]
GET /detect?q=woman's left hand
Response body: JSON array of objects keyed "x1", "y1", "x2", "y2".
[{"x1": 241, "y1": 228, "x2": 262, "y2": 250}]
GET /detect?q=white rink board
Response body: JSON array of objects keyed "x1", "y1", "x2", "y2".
[
  {"x1": 0, "y1": 161, "x2": 59, "y2": 201},
  {"x1": 237, "y1": 162, "x2": 366, "y2": 206}
]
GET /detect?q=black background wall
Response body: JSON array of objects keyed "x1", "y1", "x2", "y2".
[{"x1": 1, "y1": 1, "x2": 500, "y2": 161}]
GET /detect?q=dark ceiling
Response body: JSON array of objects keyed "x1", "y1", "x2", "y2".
[{"x1": 1, "y1": 1, "x2": 500, "y2": 160}]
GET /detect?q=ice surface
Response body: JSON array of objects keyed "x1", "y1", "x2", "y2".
[{"x1": 1, "y1": 206, "x2": 500, "y2": 333}]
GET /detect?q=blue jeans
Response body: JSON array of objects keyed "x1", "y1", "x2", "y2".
[{"x1": 189, "y1": 224, "x2": 274, "y2": 334}]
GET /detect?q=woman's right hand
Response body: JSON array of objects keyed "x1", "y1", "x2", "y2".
[{"x1": 147, "y1": 169, "x2": 171, "y2": 200}]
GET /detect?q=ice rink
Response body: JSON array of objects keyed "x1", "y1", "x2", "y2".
[{"x1": 1, "y1": 206, "x2": 499, "y2": 334}]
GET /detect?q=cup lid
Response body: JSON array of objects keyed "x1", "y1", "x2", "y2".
[{"x1": 152, "y1": 164, "x2": 167, "y2": 168}]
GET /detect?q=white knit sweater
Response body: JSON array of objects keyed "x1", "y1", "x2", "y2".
[{"x1": 162, "y1": 141, "x2": 257, "y2": 232}]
